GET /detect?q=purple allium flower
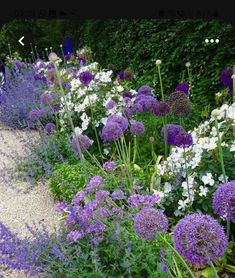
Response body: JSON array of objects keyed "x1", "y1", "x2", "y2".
[
  {"x1": 171, "y1": 97, "x2": 192, "y2": 118},
  {"x1": 130, "y1": 121, "x2": 145, "y2": 136},
  {"x1": 133, "y1": 102, "x2": 144, "y2": 113},
  {"x1": 107, "y1": 114, "x2": 129, "y2": 132},
  {"x1": 173, "y1": 213, "x2": 228, "y2": 264},
  {"x1": 71, "y1": 134, "x2": 93, "y2": 154},
  {"x1": 101, "y1": 122, "x2": 123, "y2": 142},
  {"x1": 86, "y1": 176, "x2": 104, "y2": 192},
  {"x1": 161, "y1": 124, "x2": 184, "y2": 145},
  {"x1": 134, "y1": 208, "x2": 168, "y2": 240},
  {"x1": 28, "y1": 109, "x2": 39, "y2": 121},
  {"x1": 102, "y1": 161, "x2": 116, "y2": 172},
  {"x1": 174, "y1": 131, "x2": 193, "y2": 148},
  {"x1": 40, "y1": 93, "x2": 53, "y2": 106},
  {"x1": 79, "y1": 71, "x2": 94, "y2": 85},
  {"x1": 105, "y1": 100, "x2": 117, "y2": 110},
  {"x1": 63, "y1": 36, "x2": 74, "y2": 55},
  {"x1": 118, "y1": 71, "x2": 125, "y2": 80},
  {"x1": 37, "y1": 108, "x2": 46, "y2": 118},
  {"x1": 152, "y1": 101, "x2": 170, "y2": 116},
  {"x1": 220, "y1": 67, "x2": 233, "y2": 88},
  {"x1": 212, "y1": 180, "x2": 235, "y2": 222},
  {"x1": 145, "y1": 194, "x2": 161, "y2": 207},
  {"x1": 167, "y1": 91, "x2": 188, "y2": 107},
  {"x1": 175, "y1": 82, "x2": 190, "y2": 95},
  {"x1": 122, "y1": 107, "x2": 134, "y2": 119},
  {"x1": 45, "y1": 123, "x2": 56, "y2": 135},
  {"x1": 137, "y1": 85, "x2": 153, "y2": 97},
  {"x1": 67, "y1": 230, "x2": 84, "y2": 242},
  {"x1": 72, "y1": 191, "x2": 86, "y2": 206},
  {"x1": 111, "y1": 190, "x2": 125, "y2": 200},
  {"x1": 118, "y1": 70, "x2": 134, "y2": 81},
  {"x1": 135, "y1": 95, "x2": 157, "y2": 112},
  {"x1": 123, "y1": 91, "x2": 132, "y2": 99}
]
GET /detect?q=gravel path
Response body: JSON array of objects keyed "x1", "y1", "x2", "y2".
[{"x1": 0, "y1": 124, "x2": 60, "y2": 277}]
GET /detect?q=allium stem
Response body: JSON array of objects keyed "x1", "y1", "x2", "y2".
[
  {"x1": 226, "y1": 219, "x2": 230, "y2": 239},
  {"x1": 133, "y1": 135, "x2": 137, "y2": 164},
  {"x1": 157, "y1": 64, "x2": 165, "y2": 101},
  {"x1": 183, "y1": 148, "x2": 191, "y2": 203},
  {"x1": 214, "y1": 117, "x2": 226, "y2": 182},
  {"x1": 158, "y1": 234, "x2": 195, "y2": 278},
  {"x1": 209, "y1": 261, "x2": 219, "y2": 278},
  {"x1": 8, "y1": 43, "x2": 12, "y2": 58},
  {"x1": 187, "y1": 66, "x2": 193, "y2": 96},
  {"x1": 162, "y1": 117, "x2": 168, "y2": 157},
  {"x1": 233, "y1": 65, "x2": 235, "y2": 104},
  {"x1": 54, "y1": 62, "x2": 85, "y2": 163}
]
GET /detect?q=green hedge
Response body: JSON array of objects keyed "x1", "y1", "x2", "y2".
[{"x1": 78, "y1": 19, "x2": 235, "y2": 108}]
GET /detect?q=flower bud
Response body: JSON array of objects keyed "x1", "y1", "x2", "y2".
[
  {"x1": 48, "y1": 52, "x2": 58, "y2": 62},
  {"x1": 156, "y1": 59, "x2": 162, "y2": 66}
]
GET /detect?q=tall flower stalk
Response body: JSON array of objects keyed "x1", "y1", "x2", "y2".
[
  {"x1": 156, "y1": 60, "x2": 165, "y2": 101},
  {"x1": 185, "y1": 62, "x2": 192, "y2": 96}
]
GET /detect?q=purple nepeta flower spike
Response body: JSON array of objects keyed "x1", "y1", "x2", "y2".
[
  {"x1": 45, "y1": 123, "x2": 56, "y2": 135},
  {"x1": 102, "y1": 161, "x2": 116, "y2": 172}
]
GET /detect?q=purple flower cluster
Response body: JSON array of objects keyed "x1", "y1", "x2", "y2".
[
  {"x1": 212, "y1": 180, "x2": 235, "y2": 222},
  {"x1": 40, "y1": 92, "x2": 53, "y2": 106},
  {"x1": 130, "y1": 121, "x2": 145, "y2": 136},
  {"x1": 102, "y1": 161, "x2": 116, "y2": 172},
  {"x1": 111, "y1": 190, "x2": 125, "y2": 200},
  {"x1": 71, "y1": 134, "x2": 93, "y2": 154},
  {"x1": 45, "y1": 122, "x2": 56, "y2": 135},
  {"x1": 175, "y1": 82, "x2": 190, "y2": 95},
  {"x1": 101, "y1": 114, "x2": 129, "y2": 142},
  {"x1": 79, "y1": 71, "x2": 94, "y2": 85},
  {"x1": 86, "y1": 176, "x2": 104, "y2": 192},
  {"x1": 152, "y1": 101, "x2": 170, "y2": 116},
  {"x1": 161, "y1": 124, "x2": 184, "y2": 145},
  {"x1": 134, "y1": 208, "x2": 168, "y2": 240},
  {"x1": 128, "y1": 193, "x2": 160, "y2": 208},
  {"x1": 72, "y1": 191, "x2": 86, "y2": 206},
  {"x1": 28, "y1": 108, "x2": 46, "y2": 121},
  {"x1": 173, "y1": 213, "x2": 228, "y2": 264},
  {"x1": 174, "y1": 131, "x2": 193, "y2": 148},
  {"x1": 220, "y1": 67, "x2": 233, "y2": 89},
  {"x1": 118, "y1": 69, "x2": 134, "y2": 81},
  {"x1": 105, "y1": 100, "x2": 117, "y2": 110}
]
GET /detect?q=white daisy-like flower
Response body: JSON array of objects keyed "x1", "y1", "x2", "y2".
[{"x1": 201, "y1": 173, "x2": 215, "y2": 186}]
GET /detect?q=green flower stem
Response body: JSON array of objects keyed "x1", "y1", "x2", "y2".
[
  {"x1": 54, "y1": 62, "x2": 85, "y2": 163},
  {"x1": 162, "y1": 117, "x2": 168, "y2": 157},
  {"x1": 8, "y1": 44, "x2": 12, "y2": 59},
  {"x1": 209, "y1": 262, "x2": 219, "y2": 278},
  {"x1": 60, "y1": 45, "x2": 67, "y2": 67},
  {"x1": 133, "y1": 135, "x2": 137, "y2": 164},
  {"x1": 233, "y1": 66, "x2": 235, "y2": 104},
  {"x1": 187, "y1": 66, "x2": 193, "y2": 96},
  {"x1": 183, "y1": 148, "x2": 191, "y2": 203},
  {"x1": 158, "y1": 234, "x2": 195, "y2": 278},
  {"x1": 214, "y1": 116, "x2": 226, "y2": 182},
  {"x1": 157, "y1": 64, "x2": 165, "y2": 101}
]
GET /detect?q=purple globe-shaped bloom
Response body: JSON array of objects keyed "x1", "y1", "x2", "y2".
[
  {"x1": 102, "y1": 161, "x2": 116, "y2": 172},
  {"x1": 122, "y1": 107, "x2": 134, "y2": 119},
  {"x1": 161, "y1": 124, "x2": 184, "y2": 145},
  {"x1": 105, "y1": 100, "x2": 117, "y2": 110},
  {"x1": 212, "y1": 180, "x2": 235, "y2": 222},
  {"x1": 123, "y1": 91, "x2": 132, "y2": 99},
  {"x1": 118, "y1": 71, "x2": 125, "y2": 81},
  {"x1": 175, "y1": 82, "x2": 190, "y2": 95},
  {"x1": 173, "y1": 213, "x2": 228, "y2": 264},
  {"x1": 135, "y1": 95, "x2": 157, "y2": 112},
  {"x1": 152, "y1": 101, "x2": 170, "y2": 116},
  {"x1": 174, "y1": 131, "x2": 193, "y2": 148},
  {"x1": 134, "y1": 208, "x2": 168, "y2": 240},
  {"x1": 107, "y1": 114, "x2": 129, "y2": 132},
  {"x1": 28, "y1": 109, "x2": 39, "y2": 121},
  {"x1": 220, "y1": 67, "x2": 233, "y2": 88},
  {"x1": 137, "y1": 85, "x2": 153, "y2": 97},
  {"x1": 79, "y1": 71, "x2": 94, "y2": 85},
  {"x1": 40, "y1": 93, "x2": 53, "y2": 106},
  {"x1": 130, "y1": 121, "x2": 145, "y2": 136},
  {"x1": 101, "y1": 122, "x2": 123, "y2": 142},
  {"x1": 71, "y1": 134, "x2": 93, "y2": 154},
  {"x1": 45, "y1": 123, "x2": 56, "y2": 135}
]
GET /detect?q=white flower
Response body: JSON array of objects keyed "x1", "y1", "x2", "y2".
[
  {"x1": 155, "y1": 59, "x2": 162, "y2": 66},
  {"x1": 164, "y1": 182, "x2": 171, "y2": 194},
  {"x1": 178, "y1": 199, "x2": 189, "y2": 210},
  {"x1": 103, "y1": 148, "x2": 109, "y2": 155},
  {"x1": 185, "y1": 62, "x2": 191, "y2": 68},
  {"x1": 230, "y1": 141, "x2": 235, "y2": 152},
  {"x1": 211, "y1": 109, "x2": 220, "y2": 118},
  {"x1": 201, "y1": 173, "x2": 214, "y2": 186},
  {"x1": 232, "y1": 74, "x2": 235, "y2": 79},
  {"x1": 74, "y1": 127, "x2": 83, "y2": 135},
  {"x1": 199, "y1": 186, "x2": 208, "y2": 197},
  {"x1": 152, "y1": 190, "x2": 164, "y2": 199},
  {"x1": 218, "y1": 174, "x2": 228, "y2": 183},
  {"x1": 116, "y1": 85, "x2": 124, "y2": 92}
]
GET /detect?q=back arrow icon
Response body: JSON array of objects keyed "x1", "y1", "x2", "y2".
[{"x1": 18, "y1": 36, "x2": 24, "y2": 46}]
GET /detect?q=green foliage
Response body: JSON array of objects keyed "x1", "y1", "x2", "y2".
[{"x1": 49, "y1": 161, "x2": 102, "y2": 202}]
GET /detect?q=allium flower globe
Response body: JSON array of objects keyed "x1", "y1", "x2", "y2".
[
  {"x1": 174, "y1": 131, "x2": 193, "y2": 148},
  {"x1": 212, "y1": 180, "x2": 235, "y2": 222},
  {"x1": 107, "y1": 114, "x2": 128, "y2": 132},
  {"x1": 173, "y1": 213, "x2": 228, "y2": 264},
  {"x1": 101, "y1": 122, "x2": 123, "y2": 142},
  {"x1": 79, "y1": 71, "x2": 94, "y2": 85},
  {"x1": 171, "y1": 97, "x2": 192, "y2": 118},
  {"x1": 167, "y1": 91, "x2": 188, "y2": 107},
  {"x1": 105, "y1": 100, "x2": 117, "y2": 110},
  {"x1": 130, "y1": 121, "x2": 145, "y2": 136},
  {"x1": 220, "y1": 67, "x2": 233, "y2": 88},
  {"x1": 134, "y1": 208, "x2": 168, "y2": 240},
  {"x1": 152, "y1": 101, "x2": 170, "y2": 116},
  {"x1": 161, "y1": 124, "x2": 184, "y2": 145},
  {"x1": 71, "y1": 134, "x2": 93, "y2": 154},
  {"x1": 137, "y1": 85, "x2": 153, "y2": 96},
  {"x1": 175, "y1": 82, "x2": 190, "y2": 95}
]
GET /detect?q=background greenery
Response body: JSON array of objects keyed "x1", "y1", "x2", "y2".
[{"x1": 1, "y1": 19, "x2": 235, "y2": 112}]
